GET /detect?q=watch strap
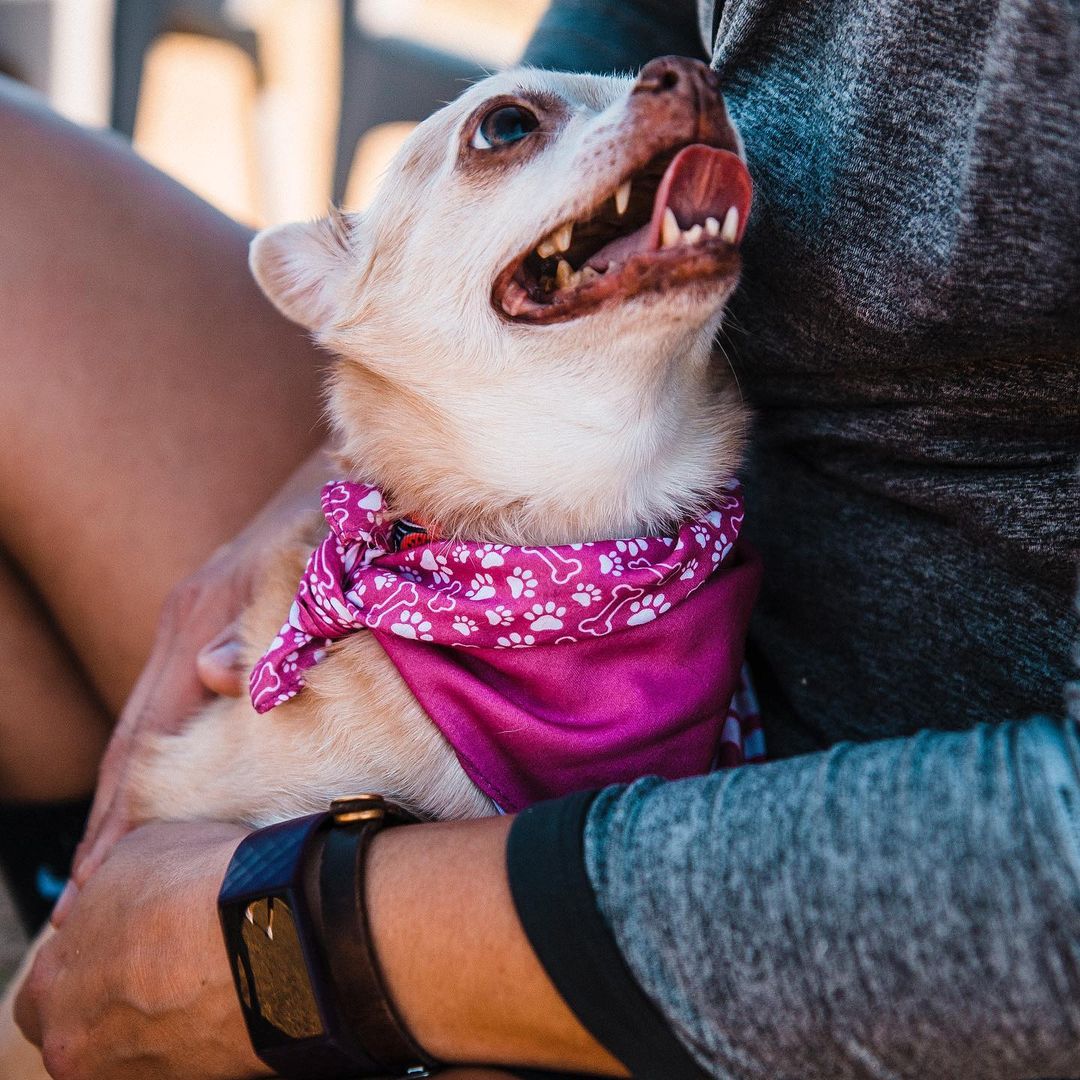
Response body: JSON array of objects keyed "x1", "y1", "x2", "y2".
[
  {"x1": 320, "y1": 824, "x2": 441, "y2": 1073},
  {"x1": 219, "y1": 813, "x2": 382, "y2": 1079}
]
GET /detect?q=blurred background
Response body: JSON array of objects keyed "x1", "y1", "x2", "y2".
[{"x1": 0, "y1": 0, "x2": 546, "y2": 988}]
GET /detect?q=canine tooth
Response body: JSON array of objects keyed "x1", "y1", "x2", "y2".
[
  {"x1": 615, "y1": 179, "x2": 631, "y2": 215},
  {"x1": 705, "y1": 216, "x2": 720, "y2": 237},
  {"x1": 554, "y1": 222, "x2": 573, "y2": 252},
  {"x1": 536, "y1": 237, "x2": 557, "y2": 259},
  {"x1": 661, "y1": 207, "x2": 681, "y2": 249},
  {"x1": 684, "y1": 224, "x2": 704, "y2": 245},
  {"x1": 555, "y1": 258, "x2": 574, "y2": 289},
  {"x1": 721, "y1": 206, "x2": 740, "y2": 244}
]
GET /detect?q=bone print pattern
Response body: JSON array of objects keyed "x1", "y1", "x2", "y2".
[{"x1": 250, "y1": 480, "x2": 748, "y2": 714}]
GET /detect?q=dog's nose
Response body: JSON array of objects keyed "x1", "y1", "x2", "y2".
[{"x1": 633, "y1": 56, "x2": 720, "y2": 98}]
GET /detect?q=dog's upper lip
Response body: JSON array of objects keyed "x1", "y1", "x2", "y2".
[{"x1": 493, "y1": 137, "x2": 753, "y2": 323}]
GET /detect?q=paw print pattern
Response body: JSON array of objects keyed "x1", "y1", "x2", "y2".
[
  {"x1": 507, "y1": 567, "x2": 537, "y2": 599},
  {"x1": 479, "y1": 543, "x2": 511, "y2": 568},
  {"x1": 571, "y1": 582, "x2": 602, "y2": 606},
  {"x1": 467, "y1": 573, "x2": 496, "y2": 601},
  {"x1": 390, "y1": 611, "x2": 433, "y2": 640},
  {"x1": 419, "y1": 548, "x2": 451, "y2": 583},
  {"x1": 712, "y1": 537, "x2": 733, "y2": 564},
  {"x1": 484, "y1": 605, "x2": 514, "y2": 627},
  {"x1": 626, "y1": 594, "x2": 671, "y2": 626},
  {"x1": 598, "y1": 551, "x2": 625, "y2": 576},
  {"x1": 252, "y1": 479, "x2": 750, "y2": 713},
  {"x1": 526, "y1": 602, "x2": 566, "y2": 632},
  {"x1": 679, "y1": 557, "x2": 699, "y2": 581}
]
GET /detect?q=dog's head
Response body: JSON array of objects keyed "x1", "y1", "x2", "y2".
[{"x1": 252, "y1": 57, "x2": 752, "y2": 543}]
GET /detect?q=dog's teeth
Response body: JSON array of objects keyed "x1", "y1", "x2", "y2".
[
  {"x1": 615, "y1": 180, "x2": 631, "y2": 215},
  {"x1": 579, "y1": 265, "x2": 600, "y2": 283},
  {"x1": 661, "y1": 207, "x2": 681, "y2": 249},
  {"x1": 536, "y1": 237, "x2": 557, "y2": 259},
  {"x1": 721, "y1": 206, "x2": 739, "y2": 244},
  {"x1": 554, "y1": 222, "x2": 573, "y2": 253},
  {"x1": 555, "y1": 258, "x2": 574, "y2": 289},
  {"x1": 683, "y1": 224, "x2": 704, "y2": 246},
  {"x1": 705, "y1": 216, "x2": 721, "y2": 237}
]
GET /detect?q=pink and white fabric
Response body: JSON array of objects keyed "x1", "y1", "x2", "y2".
[{"x1": 251, "y1": 481, "x2": 763, "y2": 811}]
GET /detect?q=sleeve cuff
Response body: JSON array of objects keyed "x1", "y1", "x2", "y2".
[{"x1": 507, "y1": 789, "x2": 709, "y2": 1080}]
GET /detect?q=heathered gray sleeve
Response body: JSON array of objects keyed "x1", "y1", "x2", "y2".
[{"x1": 584, "y1": 711, "x2": 1080, "y2": 1079}]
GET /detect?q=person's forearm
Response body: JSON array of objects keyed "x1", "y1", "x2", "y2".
[
  {"x1": 572, "y1": 715, "x2": 1080, "y2": 1078},
  {"x1": 365, "y1": 815, "x2": 628, "y2": 1076},
  {"x1": 522, "y1": 0, "x2": 705, "y2": 75}
]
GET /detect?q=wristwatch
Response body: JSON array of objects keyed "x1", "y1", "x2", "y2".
[{"x1": 218, "y1": 793, "x2": 440, "y2": 1079}]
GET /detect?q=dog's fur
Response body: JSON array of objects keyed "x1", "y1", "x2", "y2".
[{"x1": 1, "y1": 60, "x2": 749, "y2": 1076}]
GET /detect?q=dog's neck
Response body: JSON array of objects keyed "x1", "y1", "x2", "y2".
[{"x1": 327, "y1": 331, "x2": 748, "y2": 547}]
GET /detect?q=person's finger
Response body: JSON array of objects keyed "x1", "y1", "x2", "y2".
[
  {"x1": 196, "y1": 628, "x2": 246, "y2": 697},
  {"x1": 75, "y1": 643, "x2": 208, "y2": 877},
  {"x1": 49, "y1": 879, "x2": 79, "y2": 927},
  {"x1": 12, "y1": 943, "x2": 55, "y2": 1049}
]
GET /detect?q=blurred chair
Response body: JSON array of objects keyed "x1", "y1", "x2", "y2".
[
  {"x1": 111, "y1": 0, "x2": 262, "y2": 137},
  {"x1": 334, "y1": 0, "x2": 487, "y2": 203}
]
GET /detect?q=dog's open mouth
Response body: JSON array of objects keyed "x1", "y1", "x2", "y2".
[{"x1": 493, "y1": 143, "x2": 752, "y2": 323}]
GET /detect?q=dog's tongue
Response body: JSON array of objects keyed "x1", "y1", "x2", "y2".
[
  {"x1": 653, "y1": 145, "x2": 752, "y2": 238},
  {"x1": 585, "y1": 145, "x2": 753, "y2": 271}
]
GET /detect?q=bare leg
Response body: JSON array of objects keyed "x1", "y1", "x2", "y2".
[
  {"x1": 0, "y1": 75, "x2": 327, "y2": 797},
  {"x1": 0, "y1": 554, "x2": 109, "y2": 800}
]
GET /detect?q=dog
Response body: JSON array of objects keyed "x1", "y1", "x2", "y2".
[{"x1": 1, "y1": 55, "x2": 758, "y2": 1076}]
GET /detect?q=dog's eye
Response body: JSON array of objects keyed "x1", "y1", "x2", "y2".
[{"x1": 472, "y1": 105, "x2": 539, "y2": 150}]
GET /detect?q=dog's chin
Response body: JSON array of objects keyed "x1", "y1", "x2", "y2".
[{"x1": 492, "y1": 142, "x2": 751, "y2": 325}]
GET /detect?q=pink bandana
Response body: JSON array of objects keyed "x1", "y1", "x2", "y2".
[{"x1": 251, "y1": 481, "x2": 763, "y2": 811}]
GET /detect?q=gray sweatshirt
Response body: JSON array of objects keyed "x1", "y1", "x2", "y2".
[{"x1": 511, "y1": 1, "x2": 1080, "y2": 1077}]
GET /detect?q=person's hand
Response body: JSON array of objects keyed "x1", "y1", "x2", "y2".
[
  {"x1": 14, "y1": 820, "x2": 269, "y2": 1080},
  {"x1": 54, "y1": 448, "x2": 334, "y2": 923}
]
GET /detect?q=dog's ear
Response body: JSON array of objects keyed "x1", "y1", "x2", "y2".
[{"x1": 249, "y1": 209, "x2": 359, "y2": 332}]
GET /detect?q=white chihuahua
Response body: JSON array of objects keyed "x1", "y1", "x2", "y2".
[{"x1": 2, "y1": 56, "x2": 757, "y2": 1076}]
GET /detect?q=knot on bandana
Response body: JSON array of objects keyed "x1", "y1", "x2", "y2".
[{"x1": 250, "y1": 480, "x2": 749, "y2": 715}]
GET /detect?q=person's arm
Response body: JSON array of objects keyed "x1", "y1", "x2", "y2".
[
  {"x1": 17, "y1": 711, "x2": 1080, "y2": 1079},
  {"x1": 522, "y1": 0, "x2": 706, "y2": 75},
  {"x1": 508, "y1": 713, "x2": 1080, "y2": 1079},
  {"x1": 13, "y1": 815, "x2": 624, "y2": 1079}
]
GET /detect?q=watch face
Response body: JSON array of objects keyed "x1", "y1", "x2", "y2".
[{"x1": 233, "y1": 894, "x2": 324, "y2": 1040}]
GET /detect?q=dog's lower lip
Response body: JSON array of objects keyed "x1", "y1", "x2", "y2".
[
  {"x1": 496, "y1": 245, "x2": 742, "y2": 324},
  {"x1": 493, "y1": 143, "x2": 752, "y2": 323}
]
